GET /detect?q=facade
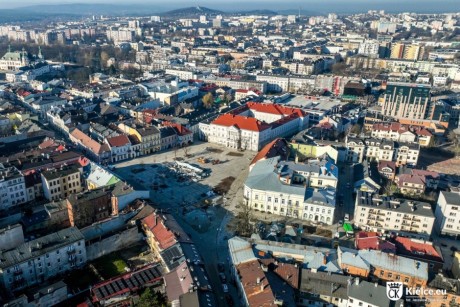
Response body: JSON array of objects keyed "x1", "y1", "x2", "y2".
[
  {"x1": 118, "y1": 123, "x2": 161, "y2": 155},
  {"x1": 0, "y1": 227, "x2": 86, "y2": 293},
  {"x1": 41, "y1": 165, "x2": 83, "y2": 201},
  {"x1": 382, "y1": 83, "x2": 441, "y2": 122},
  {"x1": 200, "y1": 102, "x2": 308, "y2": 151},
  {"x1": 354, "y1": 191, "x2": 435, "y2": 238},
  {"x1": 338, "y1": 247, "x2": 429, "y2": 288},
  {"x1": 0, "y1": 164, "x2": 27, "y2": 211},
  {"x1": 0, "y1": 49, "x2": 29, "y2": 70},
  {"x1": 106, "y1": 135, "x2": 133, "y2": 162},
  {"x1": 66, "y1": 187, "x2": 118, "y2": 228},
  {"x1": 435, "y1": 191, "x2": 460, "y2": 238},
  {"x1": 346, "y1": 137, "x2": 420, "y2": 166},
  {"x1": 244, "y1": 157, "x2": 337, "y2": 224}
]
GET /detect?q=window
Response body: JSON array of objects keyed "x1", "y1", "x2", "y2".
[
  {"x1": 404, "y1": 277, "x2": 409, "y2": 283},
  {"x1": 267, "y1": 197, "x2": 271, "y2": 202}
]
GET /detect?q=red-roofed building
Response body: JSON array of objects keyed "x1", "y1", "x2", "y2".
[
  {"x1": 396, "y1": 169, "x2": 439, "y2": 195},
  {"x1": 250, "y1": 138, "x2": 289, "y2": 171},
  {"x1": 355, "y1": 232, "x2": 396, "y2": 253},
  {"x1": 162, "y1": 122, "x2": 193, "y2": 146},
  {"x1": 106, "y1": 135, "x2": 132, "y2": 162},
  {"x1": 237, "y1": 259, "x2": 277, "y2": 307},
  {"x1": 69, "y1": 128, "x2": 111, "y2": 164},
  {"x1": 371, "y1": 122, "x2": 433, "y2": 147},
  {"x1": 394, "y1": 237, "x2": 444, "y2": 275},
  {"x1": 142, "y1": 213, "x2": 178, "y2": 252},
  {"x1": 199, "y1": 102, "x2": 308, "y2": 151}
]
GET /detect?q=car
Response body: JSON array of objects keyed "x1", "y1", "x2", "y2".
[
  {"x1": 346, "y1": 183, "x2": 351, "y2": 188},
  {"x1": 217, "y1": 263, "x2": 225, "y2": 272},
  {"x1": 344, "y1": 214, "x2": 350, "y2": 221},
  {"x1": 338, "y1": 220, "x2": 343, "y2": 226},
  {"x1": 225, "y1": 294, "x2": 234, "y2": 306},
  {"x1": 222, "y1": 283, "x2": 229, "y2": 293},
  {"x1": 219, "y1": 272, "x2": 227, "y2": 283}
]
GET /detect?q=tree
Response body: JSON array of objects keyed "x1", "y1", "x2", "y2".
[
  {"x1": 235, "y1": 201, "x2": 254, "y2": 237},
  {"x1": 182, "y1": 145, "x2": 191, "y2": 157},
  {"x1": 137, "y1": 288, "x2": 167, "y2": 307},
  {"x1": 350, "y1": 124, "x2": 362, "y2": 135},
  {"x1": 202, "y1": 92, "x2": 214, "y2": 109},
  {"x1": 447, "y1": 130, "x2": 460, "y2": 158},
  {"x1": 383, "y1": 180, "x2": 398, "y2": 196}
]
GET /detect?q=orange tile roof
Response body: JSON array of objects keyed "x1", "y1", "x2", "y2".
[
  {"x1": 237, "y1": 260, "x2": 276, "y2": 307},
  {"x1": 107, "y1": 135, "x2": 131, "y2": 147},
  {"x1": 142, "y1": 213, "x2": 177, "y2": 251},
  {"x1": 212, "y1": 114, "x2": 271, "y2": 132},
  {"x1": 394, "y1": 237, "x2": 443, "y2": 262},
  {"x1": 71, "y1": 128, "x2": 109, "y2": 155},
  {"x1": 247, "y1": 102, "x2": 306, "y2": 117},
  {"x1": 250, "y1": 138, "x2": 289, "y2": 166}
]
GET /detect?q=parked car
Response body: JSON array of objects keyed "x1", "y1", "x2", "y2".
[
  {"x1": 217, "y1": 263, "x2": 225, "y2": 272},
  {"x1": 338, "y1": 220, "x2": 343, "y2": 226},
  {"x1": 219, "y1": 272, "x2": 227, "y2": 283},
  {"x1": 222, "y1": 283, "x2": 229, "y2": 293},
  {"x1": 344, "y1": 214, "x2": 350, "y2": 221},
  {"x1": 225, "y1": 294, "x2": 234, "y2": 306}
]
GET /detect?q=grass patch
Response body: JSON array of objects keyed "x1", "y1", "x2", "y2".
[
  {"x1": 92, "y1": 253, "x2": 128, "y2": 279},
  {"x1": 227, "y1": 152, "x2": 244, "y2": 157}
]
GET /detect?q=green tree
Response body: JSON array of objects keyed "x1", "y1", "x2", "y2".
[
  {"x1": 202, "y1": 92, "x2": 214, "y2": 109},
  {"x1": 447, "y1": 130, "x2": 460, "y2": 158},
  {"x1": 137, "y1": 288, "x2": 167, "y2": 307},
  {"x1": 350, "y1": 124, "x2": 362, "y2": 135}
]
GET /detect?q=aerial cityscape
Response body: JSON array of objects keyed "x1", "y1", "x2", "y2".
[{"x1": 0, "y1": 1, "x2": 459, "y2": 306}]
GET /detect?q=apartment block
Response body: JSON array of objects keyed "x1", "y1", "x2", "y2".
[
  {"x1": 41, "y1": 165, "x2": 83, "y2": 201},
  {"x1": 244, "y1": 156, "x2": 337, "y2": 224},
  {"x1": 354, "y1": 191, "x2": 435, "y2": 238},
  {"x1": 0, "y1": 164, "x2": 27, "y2": 210},
  {"x1": 435, "y1": 191, "x2": 460, "y2": 238},
  {"x1": 0, "y1": 227, "x2": 86, "y2": 292}
]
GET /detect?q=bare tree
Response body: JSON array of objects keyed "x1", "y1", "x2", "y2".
[{"x1": 182, "y1": 145, "x2": 191, "y2": 158}]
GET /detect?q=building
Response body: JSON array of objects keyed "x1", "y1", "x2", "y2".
[
  {"x1": 244, "y1": 156, "x2": 337, "y2": 224},
  {"x1": 200, "y1": 102, "x2": 307, "y2": 151},
  {"x1": 347, "y1": 278, "x2": 404, "y2": 307},
  {"x1": 354, "y1": 191, "x2": 435, "y2": 238},
  {"x1": 0, "y1": 224, "x2": 25, "y2": 252},
  {"x1": 66, "y1": 186, "x2": 118, "y2": 228},
  {"x1": 0, "y1": 164, "x2": 27, "y2": 211},
  {"x1": 41, "y1": 165, "x2": 83, "y2": 201},
  {"x1": 435, "y1": 191, "x2": 460, "y2": 238},
  {"x1": 382, "y1": 83, "x2": 443, "y2": 122},
  {"x1": 118, "y1": 123, "x2": 161, "y2": 155},
  {"x1": 106, "y1": 135, "x2": 133, "y2": 162},
  {"x1": 0, "y1": 48, "x2": 29, "y2": 70},
  {"x1": 299, "y1": 269, "x2": 349, "y2": 306},
  {"x1": 0, "y1": 227, "x2": 86, "y2": 292},
  {"x1": 91, "y1": 263, "x2": 163, "y2": 305},
  {"x1": 396, "y1": 169, "x2": 439, "y2": 195},
  {"x1": 338, "y1": 247, "x2": 429, "y2": 287}
]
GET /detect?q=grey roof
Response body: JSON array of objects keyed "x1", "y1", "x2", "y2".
[
  {"x1": 356, "y1": 191, "x2": 434, "y2": 218},
  {"x1": 338, "y1": 247, "x2": 429, "y2": 281},
  {"x1": 441, "y1": 191, "x2": 460, "y2": 206},
  {"x1": 228, "y1": 236, "x2": 256, "y2": 265},
  {"x1": 41, "y1": 165, "x2": 81, "y2": 181},
  {"x1": 300, "y1": 269, "x2": 349, "y2": 299},
  {"x1": 0, "y1": 227, "x2": 84, "y2": 269},
  {"x1": 347, "y1": 279, "x2": 399, "y2": 307}
]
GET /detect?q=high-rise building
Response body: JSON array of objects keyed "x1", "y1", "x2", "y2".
[
  {"x1": 382, "y1": 82, "x2": 432, "y2": 120},
  {"x1": 390, "y1": 43, "x2": 405, "y2": 59}
]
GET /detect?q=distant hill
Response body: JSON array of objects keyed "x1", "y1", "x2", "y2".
[{"x1": 162, "y1": 6, "x2": 224, "y2": 17}]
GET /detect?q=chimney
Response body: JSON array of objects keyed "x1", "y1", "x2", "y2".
[
  {"x1": 257, "y1": 277, "x2": 260, "y2": 284},
  {"x1": 374, "y1": 282, "x2": 378, "y2": 287},
  {"x1": 355, "y1": 278, "x2": 360, "y2": 285},
  {"x1": 323, "y1": 256, "x2": 327, "y2": 265}
]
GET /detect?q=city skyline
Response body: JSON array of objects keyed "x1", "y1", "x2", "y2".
[{"x1": 3, "y1": 0, "x2": 460, "y2": 13}]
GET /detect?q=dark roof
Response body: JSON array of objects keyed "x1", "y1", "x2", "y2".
[
  {"x1": 348, "y1": 279, "x2": 401, "y2": 307},
  {"x1": 160, "y1": 243, "x2": 185, "y2": 271},
  {"x1": 300, "y1": 269, "x2": 349, "y2": 299},
  {"x1": 92, "y1": 263, "x2": 163, "y2": 303}
]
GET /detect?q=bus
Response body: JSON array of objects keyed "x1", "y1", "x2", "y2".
[{"x1": 343, "y1": 223, "x2": 354, "y2": 237}]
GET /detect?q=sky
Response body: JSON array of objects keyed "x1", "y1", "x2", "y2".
[{"x1": 0, "y1": 0, "x2": 459, "y2": 13}]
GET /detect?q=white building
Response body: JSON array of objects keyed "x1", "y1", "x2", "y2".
[
  {"x1": 199, "y1": 102, "x2": 308, "y2": 151},
  {"x1": 354, "y1": 191, "x2": 435, "y2": 239},
  {"x1": 0, "y1": 164, "x2": 27, "y2": 211},
  {"x1": 435, "y1": 191, "x2": 460, "y2": 238},
  {"x1": 358, "y1": 40, "x2": 380, "y2": 57},
  {"x1": 0, "y1": 227, "x2": 86, "y2": 293},
  {"x1": 244, "y1": 156, "x2": 338, "y2": 224}
]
